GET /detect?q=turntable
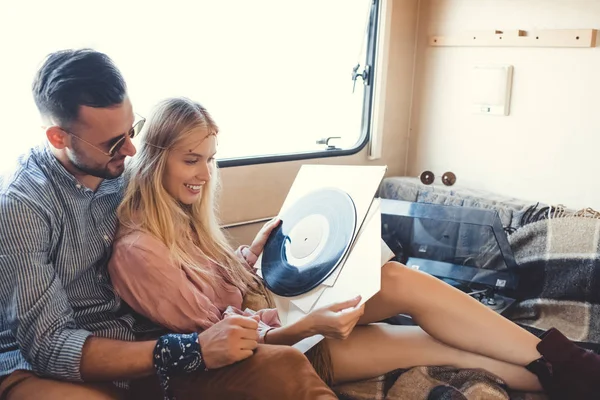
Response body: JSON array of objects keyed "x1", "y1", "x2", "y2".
[{"x1": 380, "y1": 199, "x2": 520, "y2": 317}]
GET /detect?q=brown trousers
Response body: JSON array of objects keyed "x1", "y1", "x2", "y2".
[{"x1": 0, "y1": 345, "x2": 337, "y2": 400}]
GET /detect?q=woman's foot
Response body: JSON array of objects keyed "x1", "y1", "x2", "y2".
[{"x1": 525, "y1": 328, "x2": 600, "y2": 400}]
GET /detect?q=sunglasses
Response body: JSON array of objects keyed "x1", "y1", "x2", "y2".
[
  {"x1": 63, "y1": 115, "x2": 146, "y2": 158},
  {"x1": 419, "y1": 170, "x2": 457, "y2": 186}
]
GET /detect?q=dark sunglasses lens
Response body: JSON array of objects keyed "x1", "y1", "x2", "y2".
[
  {"x1": 420, "y1": 170, "x2": 435, "y2": 185},
  {"x1": 109, "y1": 138, "x2": 125, "y2": 157},
  {"x1": 110, "y1": 119, "x2": 145, "y2": 156}
]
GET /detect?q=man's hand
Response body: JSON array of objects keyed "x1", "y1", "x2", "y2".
[
  {"x1": 302, "y1": 296, "x2": 365, "y2": 340},
  {"x1": 198, "y1": 315, "x2": 260, "y2": 369}
]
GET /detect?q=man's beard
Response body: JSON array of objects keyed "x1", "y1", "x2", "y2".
[{"x1": 68, "y1": 152, "x2": 123, "y2": 180}]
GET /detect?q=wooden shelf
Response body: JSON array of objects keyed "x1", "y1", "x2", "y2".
[{"x1": 430, "y1": 29, "x2": 597, "y2": 48}]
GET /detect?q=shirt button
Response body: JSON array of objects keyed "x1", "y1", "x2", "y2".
[
  {"x1": 103, "y1": 235, "x2": 110, "y2": 241},
  {"x1": 76, "y1": 184, "x2": 81, "y2": 189}
]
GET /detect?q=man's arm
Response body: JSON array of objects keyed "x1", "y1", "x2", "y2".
[
  {"x1": 80, "y1": 314, "x2": 262, "y2": 380},
  {"x1": 0, "y1": 196, "x2": 157, "y2": 382},
  {"x1": 80, "y1": 337, "x2": 156, "y2": 381},
  {"x1": 0, "y1": 196, "x2": 262, "y2": 382}
]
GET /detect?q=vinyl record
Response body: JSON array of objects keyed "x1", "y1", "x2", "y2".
[{"x1": 261, "y1": 187, "x2": 357, "y2": 297}]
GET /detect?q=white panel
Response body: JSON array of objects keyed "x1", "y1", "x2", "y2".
[{"x1": 471, "y1": 64, "x2": 513, "y2": 116}]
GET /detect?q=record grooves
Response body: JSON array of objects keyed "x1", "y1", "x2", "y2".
[{"x1": 261, "y1": 187, "x2": 357, "y2": 297}]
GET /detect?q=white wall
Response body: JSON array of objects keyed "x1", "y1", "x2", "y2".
[{"x1": 409, "y1": 0, "x2": 600, "y2": 209}]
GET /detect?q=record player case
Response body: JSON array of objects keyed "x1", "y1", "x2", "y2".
[{"x1": 380, "y1": 199, "x2": 520, "y2": 316}]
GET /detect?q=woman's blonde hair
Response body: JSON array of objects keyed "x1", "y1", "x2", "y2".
[{"x1": 118, "y1": 96, "x2": 259, "y2": 293}]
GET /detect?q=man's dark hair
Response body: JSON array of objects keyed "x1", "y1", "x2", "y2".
[{"x1": 32, "y1": 48, "x2": 127, "y2": 127}]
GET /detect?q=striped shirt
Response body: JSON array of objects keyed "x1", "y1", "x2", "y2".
[{"x1": 0, "y1": 144, "x2": 154, "y2": 382}]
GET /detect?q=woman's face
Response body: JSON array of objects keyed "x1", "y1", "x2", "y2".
[{"x1": 163, "y1": 128, "x2": 217, "y2": 205}]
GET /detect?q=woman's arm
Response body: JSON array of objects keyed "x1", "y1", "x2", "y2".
[
  {"x1": 108, "y1": 234, "x2": 223, "y2": 333},
  {"x1": 264, "y1": 296, "x2": 365, "y2": 345},
  {"x1": 262, "y1": 318, "x2": 313, "y2": 345}
]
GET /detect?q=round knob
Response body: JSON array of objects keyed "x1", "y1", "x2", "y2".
[
  {"x1": 419, "y1": 170, "x2": 435, "y2": 185},
  {"x1": 442, "y1": 171, "x2": 457, "y2": 186}
]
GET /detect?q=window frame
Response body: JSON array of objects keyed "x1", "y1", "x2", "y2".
[{"x1": 217, "y1": 0, "x2": 380, "y2": 168}]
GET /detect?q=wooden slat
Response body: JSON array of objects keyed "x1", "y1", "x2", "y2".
[{"x1": 429, "y1": 29, "x2": 597, "y2": 48}]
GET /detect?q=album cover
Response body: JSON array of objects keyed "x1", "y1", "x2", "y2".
[{"x1": 254, "y1": 164, "x2": 388, "y2": 351}]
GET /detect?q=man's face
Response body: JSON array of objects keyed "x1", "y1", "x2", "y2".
[{"x1": 66, "y1": 97, "x2": 137, "y2": 179}]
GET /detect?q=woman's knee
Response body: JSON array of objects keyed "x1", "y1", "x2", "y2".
[
  {"x1": 380, "y1": 261, "x2": 410, "y2": 291},
  {"x1": 382, "y1": 261, "x2": 405, "y2": 279}
]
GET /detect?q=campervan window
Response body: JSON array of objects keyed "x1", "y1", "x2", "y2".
[{"x1": 0, "y1": 0, "x2": 379, "y2": 171}]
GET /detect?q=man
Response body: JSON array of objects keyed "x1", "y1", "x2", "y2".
[{"x1": 0, "y1": 49, "x2": 337, "y2": 400}]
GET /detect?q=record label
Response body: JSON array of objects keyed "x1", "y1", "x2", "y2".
[{"x1": 261, "y1": 187, "x2": 357, "y2": 297}]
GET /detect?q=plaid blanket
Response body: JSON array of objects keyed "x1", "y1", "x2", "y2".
[
  {"x1": 333, "y1": 366, "x2": 547, "y2": 400},
  {"x1": 506, "y1": 214, "x2": 600, "y2": 343},
  {"x1": 331, "y1": 196, "x2": 600, "y2": 399}
]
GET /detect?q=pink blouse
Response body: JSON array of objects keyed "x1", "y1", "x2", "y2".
[{"x1": 107, "y1": 228, "x2": 281, "y2": 336}]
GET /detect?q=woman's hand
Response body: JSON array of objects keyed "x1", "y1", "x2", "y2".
[
  {"x1": 248, "y1": 217, "x2": 281, "y2": 257},
  {"x1": 260, "y1": 297, "x2": 365, "y2": 346},
  {"x1": 302, "y1": 295, "x2": 365, "y2": 340}
]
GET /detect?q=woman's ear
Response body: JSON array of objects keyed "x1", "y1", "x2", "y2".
[{"x1": 45, "y1": 126, "x2": 69, "y2": 150}]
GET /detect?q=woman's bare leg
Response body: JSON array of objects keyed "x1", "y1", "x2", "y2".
[
  {"x1": 328, "y1": 324, "x2": 541, "y2": 392},
  {"x1": 358, "y1": 262, "x2": 541, "y2": 367}
]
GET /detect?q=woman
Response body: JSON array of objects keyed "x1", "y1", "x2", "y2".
[{"x1": 108, "y1": 97, "x2": 599, "y2": 399}]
